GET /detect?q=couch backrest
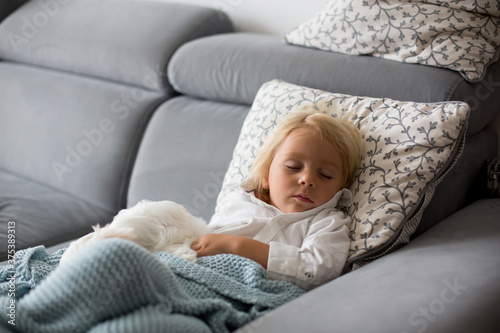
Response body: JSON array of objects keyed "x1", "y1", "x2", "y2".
[
  {"x1": 127, "y1": 97, "x2": 249, "y2": 220},
  {"x1": 0, "y1": 0, "x2": 234, "y2": 93},
  {"x1": 0, "y1": 0, "x2": 233, "y2": 213},
  {"x1": 168, "y1": 33, "x2": 500, "y2": 137},
  {"x1": 129, "y1": 32, "x2": 500, "y2": 230},
  {"x1": 0, "y1": 0, "x2": 234, "y2": 256}
]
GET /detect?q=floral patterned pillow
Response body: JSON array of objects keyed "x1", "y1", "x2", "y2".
[
  {"x1": 216, "y1": 80, "x2": 469, "y2": 269},
  {"x1": 285, "y1": 0, "x2": 500, "y2": 82}
]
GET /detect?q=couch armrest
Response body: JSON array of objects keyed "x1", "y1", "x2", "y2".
[{"x1": 238, "y1": 199, "x2": 500, "y2": 333}]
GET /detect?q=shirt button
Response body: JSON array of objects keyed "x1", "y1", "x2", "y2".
[{"x1": 279, "y1": 263, "x2": 285, "y2": 271}]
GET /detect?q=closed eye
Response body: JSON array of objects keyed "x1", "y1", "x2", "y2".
[
  {"x1": 319, "y1": 168, "x2": 335, "y2": 180},
  {"x1": 286, "y1": 165, "x2": 301, "y2": 171},
  {"x1": 285, "y1": 160, "x2": 302, "y2": 171},
  {"x1": 319, "y1": 173, "x2": 332, "y2": 180}
]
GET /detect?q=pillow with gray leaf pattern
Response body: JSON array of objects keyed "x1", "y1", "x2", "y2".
[
  {"x1": 285, "y1": 0, "x2": 500, "y2": 82},
  {"x1": 215, "y1": 80, "x2": 469, "y2": 270}
]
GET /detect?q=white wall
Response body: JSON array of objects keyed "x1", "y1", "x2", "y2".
[{"x1": 160, "y1": 0, "x2": 326, "y2": 35}]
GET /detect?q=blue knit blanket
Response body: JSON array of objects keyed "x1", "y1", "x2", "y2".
[{"x1": 0, "y1": 239, "x2": 304, "y2": 332}]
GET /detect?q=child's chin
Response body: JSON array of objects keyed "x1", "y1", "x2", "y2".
[{"x1": 284, "y1": 204, "x2": 315, "y2": 214}]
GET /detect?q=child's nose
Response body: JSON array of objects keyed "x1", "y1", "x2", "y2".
[{"x1": 299, "y1": 172, "x2": 315, "y2": 187}]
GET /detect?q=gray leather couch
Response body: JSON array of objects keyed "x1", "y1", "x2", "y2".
[
  {"x1": 0, "y1": 0, "x2": 233, "y2": 256},
  {"x1": 1, "y1": 1, "x2": 499, "y2": 332}
]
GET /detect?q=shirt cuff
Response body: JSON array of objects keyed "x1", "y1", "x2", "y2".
[{"x1": 267, "y1": 241, "x2": 299, "y2": 280}]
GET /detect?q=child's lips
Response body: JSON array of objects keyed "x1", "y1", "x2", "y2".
[{"x1": 293, "y1": 194, "x2": 313, "y2": 203}]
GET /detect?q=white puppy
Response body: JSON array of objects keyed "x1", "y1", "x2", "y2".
[{"x1": 60, "y1": 200, "x2": 209, "y2": 264}]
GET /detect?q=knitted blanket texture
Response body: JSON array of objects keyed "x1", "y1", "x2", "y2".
[{"x1": 0, "y1": 239, "x2": 304, "y2": 332}]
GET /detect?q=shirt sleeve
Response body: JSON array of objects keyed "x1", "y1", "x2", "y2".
[{"x1": 266, "y1": 209, "x2": 352, "y2": 291}]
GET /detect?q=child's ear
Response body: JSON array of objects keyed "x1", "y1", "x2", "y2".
[{"x1": 262, "y1": 176, "x2": 270, "y2": 190}]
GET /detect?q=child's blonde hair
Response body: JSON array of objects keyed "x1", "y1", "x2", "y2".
[{"x1": 249, "y1": 110, "x2": 364, "y2": 196}]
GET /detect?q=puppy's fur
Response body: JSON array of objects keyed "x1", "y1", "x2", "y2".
[{"x1": 60, "y1": 200, "x2": 209, "y2": 264}]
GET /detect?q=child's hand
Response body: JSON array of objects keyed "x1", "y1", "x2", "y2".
[
  {"x1": 191, "y1": 234, "x2": 269, "y2": 268},
  {"x1": 191, "y1": 234, "x2": 237, "y2": 257}
]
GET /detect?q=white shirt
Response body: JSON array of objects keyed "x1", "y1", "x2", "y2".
[{"x1": 209, "y1": 182, "x2": 353, "y2": 291}]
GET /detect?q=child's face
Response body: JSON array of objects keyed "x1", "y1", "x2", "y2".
[{"x1": 262, "y1": 127, "x2": 344, "y2": 213}]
